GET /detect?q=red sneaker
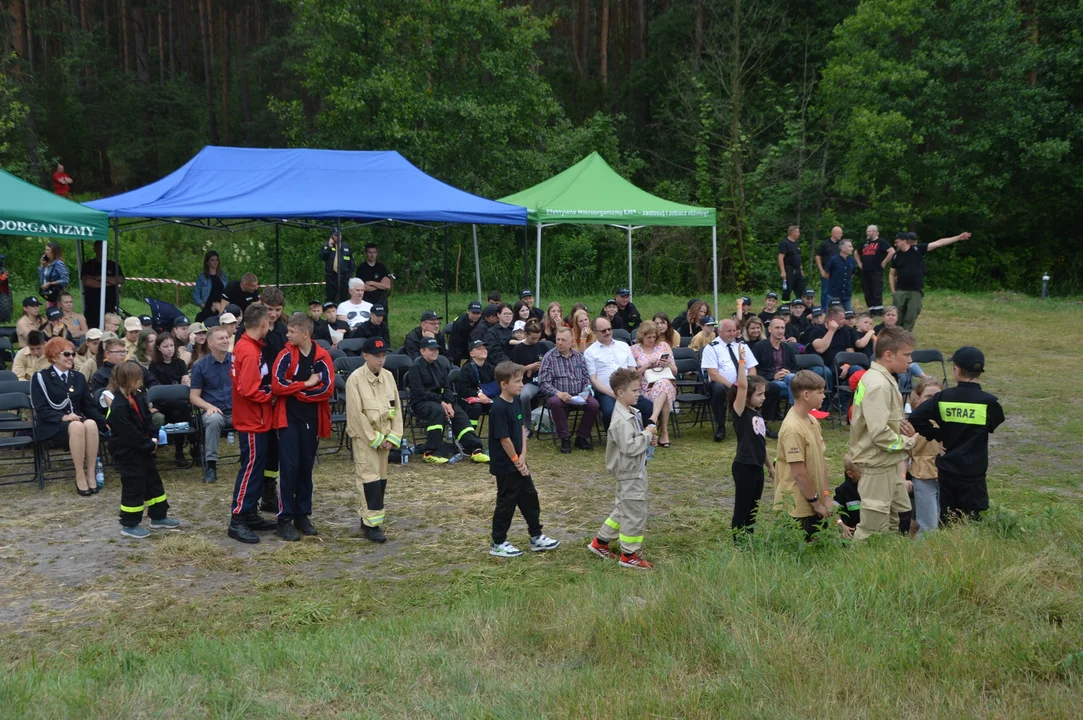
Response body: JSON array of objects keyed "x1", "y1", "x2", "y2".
[
  {"x1": 619, "y1": 553, "x2": 653, "y2": 570},
  {"x1": 588, "y1": 538, "x2": 618, "y2": 560}
]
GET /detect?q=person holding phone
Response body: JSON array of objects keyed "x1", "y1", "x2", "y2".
[{"x1": 631, "y1": 320, "x2": 678, "y2": 447}]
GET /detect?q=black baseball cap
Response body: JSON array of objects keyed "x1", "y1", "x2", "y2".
[
  {"x1": 172, "y1": 315, "x2": 191, "y2": 328},
  {"x1": 779, "y1": 305, "x2": 791, "y2": 315},
  {"x1": 224, "y1": 304, "x2": 242, "y2": 316},
  {"x1": 616, "y1": 288, "x2": 631, "y2": 296},
  {"x1": 519, "y1": 289, "x2": 533, "y2": 299},
  {"x1": 23, "y1": 296, "x2": 41, "y2": 307},
  {"x1": 322, "y1": 301, "x2": 337, "y2": 310},
  {"x1": 370, "y1": 305, "x2": 386, "y2": 317},
  {"x1": 419, "y1": 337, "x2": 440, "y2": 349},
  {"x1": 308, "y1": 299, "x2": 322, "y2": 307},
  {"x1": 604, "y1": 298, "x2": 618, "y2": 307},
  {"x1": 702, "y1": 315, "x2": 718, "y2": 326},
  {"x1": 139, "y1": 314, "x2": 153, "y2": 326},
  {"x1": 46, "y1": 307, "x2": 62, "y2": 320},
  {"x1": 740, "y1": 296, "x2": 752, "y2": 305},
  {"x1": 420, "y1": 310, "x2": 441, "y2": 322},
  {"x1": 803, "y1": 289, "x2": 815, "y2": 297},
  {"x1": 362, "y1": 337, "x2": 389, "y2": 354},
  {"x1": 828, "y1": 300, "x2": 842, "y2": 308},
  {"x1": 468, "y1": 339, "x2": 486, "y2": 350},
  {"x1": 844, "y1": 310, "x2": 855, "y2": 319},
  {"x1": 811, "y1": 306, "x2": 824, "y2": 315},
  {"x1": 951, "y1": 346, "x2": 985, "y2": 374},
  {"x1": 906, "y1": 231, "x2": 918, "y2": 241},
  {"x1": 766, "y1": 291, "x2": 778, "y2": 299},
  {"x1": 467, "y1": 301, "x2": 483, "y2": 313},
  {"x1": 687, "y1": 298, "x2": 701, "y2": 308},
  {"x1": 483, "y1": 305, "x2": 499, "y2": 317},
  {"x1": 791, "y1": 299, "x2": 804, "y2": 307},
  {"x1": 895, "y1": 231, "x2": 909, "y2": 240}
]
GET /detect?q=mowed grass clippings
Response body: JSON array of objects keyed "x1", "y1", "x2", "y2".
[{"x1": 0, "y1": 290, "x2": 1082, "y2": 717}]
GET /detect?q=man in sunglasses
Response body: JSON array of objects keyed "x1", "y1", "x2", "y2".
[{"x1": 584, "y1": 317, "x2": 660, "y2": 428}]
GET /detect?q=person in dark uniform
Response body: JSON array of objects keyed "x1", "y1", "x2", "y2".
[
  {"x1": 271, "y1": 312, "x2": 334, "y2": 541},
  {"x1": 404, "y1": 310, "x2": 448, "y2": 360},
  {"x1": 856, "y1": 225, "x2": 894, "y2": 316},
  {"x1": 815, "y1": 226, "x2": 843, "y2": 309},
  {"x1": 517, "y1": 290, "x2": 544, "y2": 320},
  {"x1": 907, "y1": 346, "x2": 1005, "y2": 523},
  {"x1": 319, "y1": 232, "x2": 355, "y2": 305},
  {"x1": 454, "y1": 339, "x2": 498, "y2": 429},
  {"x1": 613, "y1": 288, "x2": 641, "y2": 331},
  {"x1": 81, "y1": 241, "x2": 123, "y2": 329},
  {"x1": 758, "y1": 292, "x2": 780, "y2": 325},
  {"x1": 355, "y1": 242, "x2": 392, "y2": 313},
  {"x1": 598, "y1": 299, "x2": 626, "y2": 331},
  {"x1": 313, "y1": 302, "x2": 350, "y2": 347},
  {"x1": 483, "y1": 304, "x2": 515, "y2": 365},
  {"x1": 471, "y1": 305, "x2": 499, "y2": 343},
  {"x1": 31, "y1": 337, "x2": 107, "y2": 496},
  {"x1": 351, "y1": 305, "x2": 391, "y2": 347},
  {"x1": 223, "y1": 273, "x2": 261, "y2": 313},
  {"x1": 776, "y1": 225, "x2": 804, "y2": 302},
  {"x1": 408, "y1": 337, "x2": 489, "y2": 464},
  {"x1": 449, "y1": 301, "x2": 483, "y2": 365}
]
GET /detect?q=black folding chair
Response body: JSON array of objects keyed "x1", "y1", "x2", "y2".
[
  {"x1": 911, "y1": 349, "x2": 948, "y2": 385},
  {"x1": 338, "y1": 338, "x2": 365, "y2": 357},
  {"x1": 0, "y1": 392, "x2": 42, "y2": 488},
  {"x1": 0, "y1": 370, "x2": 16, "y2": 382},
  {"x1": 146, "y1": 384, "x2": 200, "y2": 470},
  {"x1": 672, "y1": 358, "x2": 710, "y2": 435},
  {"x1": 672, "y1": 346, "x2": 697, "y2": 362},
  {"x1": 832, "y1": 351, "x2": 871, "y2": 425},
  {"x1": 0, "y1": 337, "x2": 13, "y2": 370},
  {"x1": 611, "y1": 328, "x2": 632, "y2": 344}
]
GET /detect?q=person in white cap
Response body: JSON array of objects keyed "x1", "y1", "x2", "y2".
[{"x1": 123, "y1": 316, "x2": 142, "y2": 360}]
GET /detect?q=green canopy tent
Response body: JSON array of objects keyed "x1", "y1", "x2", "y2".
[
  {"x1": 492, "y1": 152, "x2": 719, "y2": 311},
  {"x1": 0, "y1": 169, "x2": 112, "y2": 327}
]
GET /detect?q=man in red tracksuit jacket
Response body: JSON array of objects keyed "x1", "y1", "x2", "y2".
[
  {"x1": 271, "y1": 312, "x2": 335, "y2": 542},
  {"x1": 228, "y1": 304, "x2": 277, "y2": 544}
]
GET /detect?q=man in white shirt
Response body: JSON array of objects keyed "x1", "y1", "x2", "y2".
[
  {"x1": 337, "y1": 278, "x2": 373, "y2": 330},
  {"x1": 701, "y1": 318, "x2": 776, "y2": 441},
  {"x1": 584, "y1": 317, "x2": 659, "y2": 426}
]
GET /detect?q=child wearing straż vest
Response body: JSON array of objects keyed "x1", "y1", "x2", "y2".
[{"x1": 107, "y1": 361, "x2": 181, "y2": 539}]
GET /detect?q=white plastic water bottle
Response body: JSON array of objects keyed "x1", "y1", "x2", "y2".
[
  {"x1": 227, "y1": 431, "x2": 235, "y2": 445},
  {"x1": 95, "y1": 457, "x2": 105, "y2": 489}
]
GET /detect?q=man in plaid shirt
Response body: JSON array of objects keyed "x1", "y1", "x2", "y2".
[{"x1": 539, "y1": 327, "x2": 599, "y2": 453}]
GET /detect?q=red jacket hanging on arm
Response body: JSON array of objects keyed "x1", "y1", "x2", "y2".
[
  {"x1": 270, "y1": 342, "x2": 335, "y2": 437},
  {"x1": 230, "y1": 332, "x2": 274, "y2": 433}
]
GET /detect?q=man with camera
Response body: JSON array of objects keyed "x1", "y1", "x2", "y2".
[{"x1": 319, "y1": 231, "x2": 355, "y2": 305}]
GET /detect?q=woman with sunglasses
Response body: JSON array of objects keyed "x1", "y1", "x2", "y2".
[{"x1": 30, "y1": 337, "x2": 107, "y2": 496}]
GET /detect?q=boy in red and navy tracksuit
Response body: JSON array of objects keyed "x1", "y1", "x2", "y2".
[
  {"x1": 227, "y1": 304, "x2": 277, "y2": 544},
  {"x1": 271, "y1": 312, "x2": 335, "y2": 541}
]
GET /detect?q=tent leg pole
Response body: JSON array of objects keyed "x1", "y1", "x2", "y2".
[
  {"x1": 443, "y1": 228, "x2": 449, "y2": 323},
  {"x1": 113, "y1": 222, "x2": 121, "y2": 314},
  {"x1": 275, "y1": 224, "x2": 280, "y2": 286},
  {"x1": 627, "y1": 226, "x2": 633, "y2": 297},
  {"x1": 472, "y1": 225, "x2": 482, "y2": 304},
  {"x1": 100, "y1": 220, "x2": 115, "y2": 330},
  {"x1": 334, "y1": 221, "x2": 342, "y2": 303},
  {"x1": 75, "y1": 239, "x2": 83, "y2": 300},
  {"x1": 712, "y1": 226, "x2": 719, "y2": 317},
  {"x1": 523, "y1": 225, "x2": 529, "y2": 292},
  {"x1": 535, "y1": 225, "x2": 542, "y2": 302}
]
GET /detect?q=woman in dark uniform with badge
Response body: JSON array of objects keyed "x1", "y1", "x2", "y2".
[{"x1": 31, "y1": 337, "x2": 107, "y2": 496}]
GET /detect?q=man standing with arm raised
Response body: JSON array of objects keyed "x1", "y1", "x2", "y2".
[{"x1": 889, "y1": 230, "x2": 971, "y2": 331}]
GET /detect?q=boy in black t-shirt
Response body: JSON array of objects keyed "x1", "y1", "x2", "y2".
[
  {"x1": 758, "y1": 292, "x2": 780, "y2": 325},
  {"x1": 488, "y1": 361, "x2": 560, "y2": 558}
]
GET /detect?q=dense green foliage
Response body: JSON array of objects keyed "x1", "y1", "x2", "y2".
[{"x1": 3, "y1": 1, "x2": 1082, "y2": 295}]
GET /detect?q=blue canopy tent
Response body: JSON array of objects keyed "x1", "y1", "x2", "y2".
[{"x1": 83, "y1": 146, "x2": 527, "y2": 324}]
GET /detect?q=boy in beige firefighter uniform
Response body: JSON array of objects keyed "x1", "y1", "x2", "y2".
[
  {"x1": 848, "y1": 326, "x2": 918, "y2": 541},
  {"x1": 345, "y1": 337, "x2": 403, "y2": 543},
  {"x1": 588, "y1": 367, "x2": 660, "y2": 570}
]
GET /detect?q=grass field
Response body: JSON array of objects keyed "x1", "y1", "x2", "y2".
[{"x1": 1, "y1": 288, "x2": 1082, "y2": 718}]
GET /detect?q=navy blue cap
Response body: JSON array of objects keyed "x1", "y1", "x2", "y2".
[
  {"x1": 702, "y1": 315, "x2": 718, "y2": 326},
  {"x1": 467, "y1": 301, "x2": 483, "y2": 313},
  {"x1": 419, "y1": 337, "x2": 440, "y2": 349},
  {"x1": 46, "y1": 307, "x2": 62, "y2": 320},
  {"x1": 811, "y1": 306, "x2": 824, "y2": 315},
  {"x1": 172, "y1": 315, "x2": 191, "y2": 328},
  {"x1": 519, "y1": 289, "x2": 533, "y2": 298},
  {"x1": 22, "y1": 296, "x2": 40, "y2": 307},
  {"x1": 370, "y1": 305, "x2": 386, "y2": 317},
  {"x1": 803, "y1": 288, "x2": 815, "y2": 297},
  {"x1": 604, "y1": 298, "x2": 618, "y2": 307},
  {"x1": 469, "y1": 339, "x2": 486, "y2": 350},
  {"x1": 616, "y1": 288, "x2": 631, "y2": 296},
  {"x1": 766, "y1": 292, "x2": 778, "y2": 299},
  {"x1": 420, "y1": 310, "x2": 441, "y2": 322},
  {"x1": 951, "y1": 346, "x2": 985, "y2": 373}
]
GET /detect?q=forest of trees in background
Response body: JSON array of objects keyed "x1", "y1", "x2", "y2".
[{"x1": 3, "y1": 0, "x2": 1082, "y2": 296}]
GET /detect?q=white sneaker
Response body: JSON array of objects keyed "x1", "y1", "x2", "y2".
[
  {"x1": 529, "y1": 534, "x2": 561, "y2": 552},
  {"x1": 489, "y1": 541, "x2": 523, "y2": 558}
]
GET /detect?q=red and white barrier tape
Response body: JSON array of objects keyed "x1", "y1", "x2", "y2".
[{"x1": 124, "y1": 277, "x2": 325, "y2": 289}]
